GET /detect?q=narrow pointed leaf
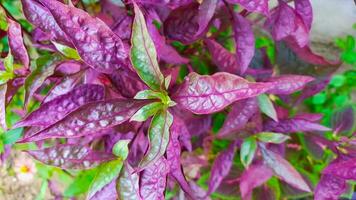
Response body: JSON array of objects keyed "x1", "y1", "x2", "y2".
[
  {"x1": 207, "y1": 141, "x2": 236, "y2": 195},
  {"x1": 28, "y1": 144, "x2": 115, "y2": 170},
  {"x1": 226, "y1": 0, "x2": 269, "y2": 15},
  {"x1": 266, "y1": 75, "x2": 314, "y2": 95},
  {"x1": 15, "y1": 84, "x2": 104, "y2": 128},
  {"x1": 260, "y1": 145, "x2": 311, "y2": 192},
  {"x1": 258, "y1": 94, "x2": 278, "y2": 122},
  {"x1": 21, "y1": 0, "x2": 72, "y2": 45},
  {"x1": 0, "y1": 84, "x2": 7, "y2": 130},
  {"x1": 218, "y1": 98, "x2": 258, "y2": 137},
  {"x1": 139, "y1": 110, "x2": 173, "y2": 169},
  {"x1": 130, "y1": 102, "x2": 163, "y2": 122},
  {"x1": 240, "y1": 137, "x2": 257, "y2": 168},
  {"x1": 294, "y1": 0, "x2": 313, "y2": 30},
  {"x1": 22, "y1": 99, "x2": 149, "y2": 142},
  {"x1": 140, "y1": 157, "x2": 170, "y2": 200},
  {"x1": 174, "y1": 72, "x2": 272, "y2": 114},
  {"x1": 256, "y1": 132, "x2": 290, "y2": 144},
  {"x1": 196, "y1": 0, "x2": 218, "y2": 36},
  {"x1": 233, "y1": 13, "x2": 255, "y2": 74},
  {"x1": 117, "y1": 164, "x2": 142, "y2": 200},
  {"x1": 7, "y1": 18, "x2": 29, "y2": 69},
  {"x1": 131, "y1": 3, "x2": 164, "y2": 91},
  {"x1": 38, "y1": 0, "x2": 128, "y2": 73},
  {"x1": 264, "y1": 118, "x2": 331, "y2": 133}
]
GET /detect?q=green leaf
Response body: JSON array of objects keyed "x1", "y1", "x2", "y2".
[
  {"x1": 0, "y1": 7, "x2": 7, "y2": 31},
  {"x1": 3, "y1": 127, "x2": 23, "y2": 145},
  {"x1": 87, "y1": 159, "x2": 124, "y2": 199},
  {"x1": 4, "y1": 52, "x2": 14, "y2": 73},
  {"x1": 64, "y1": 169, "x2": 97, "y2": 197},
  {"x1": 117, "y1": 164, "x2": 140, "y2": 200},
  {"x1": 130, "y1": 102, "x2": 163, "y2": 122},
  {"x1": 330, "y1": 75, "x2": 346, "y2": 88},
  {"x1": 258, "y1": 94, "x2": 278, "y2": 122},
  {"x1": 0, "y1": 71, "x2": 13, "y2": 84},
  {"x1": 134, "y1": 90, "x2": 165, "y2": 100},
  {"x1": 256, "y1": 132, "x2": 290, "y2": 144},
  {"x1": 112, "y1": 139, "x2": 130, "y2": 158},
  {"x1": 131, "y1": 3, "x2": 164, "y2": 91},
  {"x1": 35, "y1": 180, "x2": 48, "y2": 200},
  {"x1": 139, "y1": 110, "x2": 173, "y2": 169},
  {"x1": 52, "y1": 41, "x2": 81, "y2": 60},
  {"x1": 240, "y1": 137, "x2": 257, "y2": 168}
]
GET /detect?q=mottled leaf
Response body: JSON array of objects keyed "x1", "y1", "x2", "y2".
[
  {"x1": 226, "y1": 0, "x2": 269, "y2": 15},
  {"x1": 21, "y1": 0, "x2": 72, "y2": 45},
  {"x1": 260, "y1": 145, "x2": 311, "y2": 192},
  {"x1": 314, "y1": 174, "x2": 346, "y2": 200},
  {"x1": 207, "y1": 141, "x2": 236, "y2": 195},
  {"x1": 130, "y1": 102, "x2": 163, "y2": 122},
  {"x1": 131, "y1": 3, "x2": 164, "y2": 91},
  {"x1": 90, "y1": 179, "x2": 117, "y2": 200},
  {"x1": 256, "y1": 132, "x2": 290, "y2": 144},
  {"x1": 233, "y1": 13, "x2": 255, "y2": 74},
  {"x1": 266, "y1": 75, "x2": 314, "y2": 95},
  {"x1": 110, "y1": 68, "x2": 147, "y2": 98},
  {"x1": 294, "y1": 0, "x2": 313, "y2": 30},
  {"x1": 258, "y1": 94, "x2": 278, "y2": 122},
  {"x1": 117, "y1": 164, "x2": 142, "y2": 200},
  {"x1": 15, "y1": 84, "x2": 104, "y2": 128},
  {"x1": 0, "y1": 84, "x2": 7, "y2": 130},
  {"x1": 38, "y1": 0, "x2": 128, "y2": 73},
  {"x1": 240, "y1": 163, "x2": 273, "y2": 200},
  {"x1": 140, "y1": 157, "x2": 170, "y2": 200},
  {"x1": 7, "y1": 18, "x2": 29, "y2": 69},
  {"x1": 322, "y1": 158, "x2": 356, "y2": 180},
  {"x1": 28, "y1": 144, "x2": 114, "y2": 169},
  {"x1": 134, "y1": 0, "x2": 193, "y2": 9},
  {"x1": 218, "y1": 98, "x2": 258, "y2": 137},
  {"x1": 174, "y1": 72, "x2": 272, "y2": 114},
  {"x1": 22, "y1": 99, "x2": 149, "y2": 142},
  {"x1": 139, "y1": 110, "x2": 173, "y2": 169},
  {"x1": 264, "y1": 118, "x2": 331, "y2": 133},
  {"x1": 240, "y1": 137, "x2": 257, "y2": 168}
]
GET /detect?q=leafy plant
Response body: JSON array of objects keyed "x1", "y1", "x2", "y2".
[{"x1": 0, "y1": 0, "x2": 354, "y2": 199}]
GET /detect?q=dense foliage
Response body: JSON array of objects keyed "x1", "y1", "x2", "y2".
[{"x1": 0, "y1": 0, "x2": 355, "y2": 199}]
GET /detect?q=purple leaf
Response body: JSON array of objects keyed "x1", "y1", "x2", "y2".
[
  {"x1": 112, "y1": 15, "x2": 132, "y2": 41},
  {"x1": 207, "y1": 141, "x2": 236, "y2": 195},
  {"x1": 264, "y1": 118, "x2": 331, "y2": 133},
  {"x1": 266, "y1": 0, "x2": 296, "y2": 41},
  {"x1": 173, "y1": 72, "x2": 272, "y2": 114},
  {"x1": 147, "y1": 11, "x2": 188, "y2": 65},
  {"x1": 134, "y1": 0, "x2": 193, "y2": 9},
  {"x1": 266, "y1": 75, "x2": 314, "y2": 95},
  {"x1": 140, "y1": 157, "x2": 170, "y2": 200},
  {"x1": 167, "y1": 116, "x2": 194, "y2": 198},
  {"x1": 21, "y1": 0, "x2": 72, "y2": 45},
  {"x1": 196, "y1": 0, "x2": 218, "y2": 37},
  {"x1": 38, "y1": 0, "x2": 129, "y2": 74},
  {"x1": 232, "y1": 13, "x2": 255, "y2": 74},
  {"x1": 239, "y1": 163, "x2": 273, "y2": 200},
  {"x1": 22, "y1": 99, "x2": 149, "y2": 142},
  {"x1": 7, "y1": 19, "x2": 29, "y2": 69},
  {"x1": 15, "y1": 84, "x2": 104, "y2": 128},
  {"x1": 322, "y1": 158, "x2": 356, "y2": 180},
  {"x1": 204, "y1": 39, "x2": 239, "y2": 74},
  {"x1": 260, "y1": 145, "x2": 311, "y2": 192},
  {"x1": 110, "y1": 68, "x2": 147, "y2": 98},
  {"x1": 286, "y1": 13, "x2": 309, "y2": 48},
  {"x1": 226, "y1": 0, "x2": 269, "y2": 15},
  {"x1": 90, "y1": 179, "x2": 117, "y2": 200},
  {"x1": 117, "y1": 163, "x2": 142, "y2": 200},
  {"x1": 294, "y1": 113, "x2": 323, "y2": 122},
  {"x1": 331, "y1": 106, "x2": 355, "y2": 136},
  {"x1": 314, "y1": 174, "x2": 346, "y2": 200},
  {"x1": 28, "y1": 144, "x2": 114, "y2": 169},
  {"x1": 294, "y1": 0, "x2": 313, "y2": 31},
  {"x1": 218, "y1": 98, "x2": 258, "y2": 137},
  {"x1": 0, "y1": 84, "x2": 7, "y2": 130}
]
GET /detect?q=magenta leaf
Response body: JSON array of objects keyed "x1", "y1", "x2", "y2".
[
  {"x1": 322, "y1": 158, "x2": 356, "y2": 180},
  {"x1": 218, "y1": 98, "x2": 258, "y2": 137},
  {"x1": 260, "y1": 144, "x2": 311, "y2": 192},
  {"x1": 110, "y1": 69, "x2": 147, "y2": 98},
  {"x1": 226, "y1": 0, "x2": 269, "y2": 15},
  {"x1": 22, "y1": 99, "x2": 149, "y2": 142},
  {"x1": 266, "y1": 75, "x2": 314, "y2": 95},
  {"x1": 232, "y1": 13, "x2": 255, "y2": 74},
  {"x1": 7, "y1": 19, "x2": 29, "y2": 69},
  {"x1": 0, "y1": 84, "x2": 7, "y2": 130},
  {"x1": 314, "y1": 174, "x2": 346, "y2": 200},
  {"x1": 204, "y1": 39, "x2": 239, "y2": 74},
  {"x1": 286, "y1": 13, "x2": 309, "y2": 48},
  {"x1": 90, "y1": 179, "x2": 117, "y2": 200},
  {"x1": 117, "y1": 163, "x2": 142, "y2": 200},
  {"x1": 134, "y1": 0, "x2": 193, "y2": 9},
  {"x1": 140, "y1": 157, "x2": 170, "y2": 200},
  {"x1": 207, "y1": 141, "x2": 236, "y2": 195},
  {"x1": 20, "y1": 0, "x2": 72, "y2": 45},
  {"x1": 264, "y1": 118, "x2": 331, "y2": 133},
  {"x1": 173, "y1": 72, "x2": 272, "y2": 114},
  {"x1": 239, "y1": 163, "x2": 273, "y2": 200},
  {"x1": 294, "y1": 0, "x2": 313, "y2": 31},
  {"x1": 38, "y1": 0, "x2": 129, "y2": 74},
  {"x1": 15, "y1": 84, "x2": 104, "y2": 128},
  {"x1": 266, "y1": 0, "x2": 296, "y2": 41},
  {"x1": 28, "y1": 144, "x2": 115, "y2": 169}
]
